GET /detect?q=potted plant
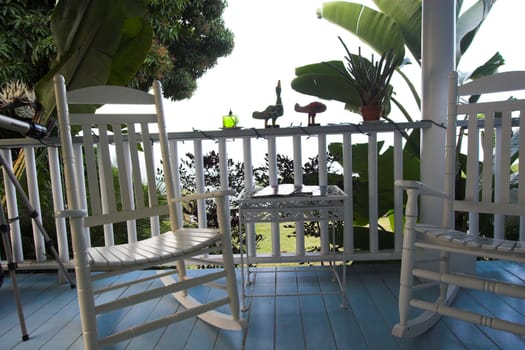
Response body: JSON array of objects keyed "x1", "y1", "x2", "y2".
[{"x1": 330, "y1": 37, "x2": 401, "y2": 121}]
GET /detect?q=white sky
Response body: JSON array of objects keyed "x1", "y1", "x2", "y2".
[{"x1": 166, "y1": 0, "x2": 525, "y2": 133}]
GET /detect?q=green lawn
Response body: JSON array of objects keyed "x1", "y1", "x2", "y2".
[
  {"x1": 255, "y1": 222, "x2": 320, "y2": 254},
  {"x1": 255, "y1": 217, "x2": 394, "y2": 254}
]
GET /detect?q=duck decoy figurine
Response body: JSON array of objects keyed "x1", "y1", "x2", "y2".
[
  {"x1": 252, "y1": 80, "x2": 283, "y2": 128},
  {"x1": 294, "y1": 101, "x2": 327, "y2": 126}
]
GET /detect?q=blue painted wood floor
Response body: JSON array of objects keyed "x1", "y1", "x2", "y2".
[{"x1": 0, "y1": 261, "x2": 524, "y2": 349}]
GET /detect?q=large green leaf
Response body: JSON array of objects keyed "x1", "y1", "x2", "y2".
[
  {"x1": 319, "y1": 2, "x2": 406, "y2": 60},
  {"x1": 291, "y1": 61, "x2": 361, "y2": 112},
  {"x1": 457, "y1": 0, "x2": 496, "y2": 59},
  {"x1": 373, "y1": 0, "x2": 421, "y2": 62},
  {"x1": 35, "y1": 0, "x2": 152, "y2": 118}
]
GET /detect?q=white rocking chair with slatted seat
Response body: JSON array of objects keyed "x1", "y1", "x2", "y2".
[
  {"x1": 54, "y1": 74, "x2": 242, "y2": 350},
  {"x1": 393, "y1": 71, "x2": 525, "y2": 338}
]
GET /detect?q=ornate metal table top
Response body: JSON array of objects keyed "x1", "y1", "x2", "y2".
[{"x1": 238, "y1": 184, "x2": 346, "y2": 223}]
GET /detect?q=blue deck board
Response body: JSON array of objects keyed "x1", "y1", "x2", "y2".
[
  {"x1": 275, "y1": 296, "x2": 304, "y2": 350},
  {"x1": 300, "y1": 294, "x2": 336, "y2": 350},
  {"x1": 243, "y1": 296, "x2": 275, "y2": 350},
  {"x1": 1, "y1": 261, "x2": 524, "y2": 349}
]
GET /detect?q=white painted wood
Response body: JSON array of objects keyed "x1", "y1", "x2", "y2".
[
  {"x1": 53, "y1": 74, "x2": 243, "y2": 350},
  {"x1": 267, "y1": 136, "x2": 280, "y2": 257},
  {"x1": 1, "y1": 149, "x2": 23, "y2": 262},
  {"x1": 24, "y1": 146, "x2": 46, "y2": 261},
  {"x1": 343, "y1": 133, "x2": 354, "y2": 254},
  {"x1": 293, "y1": 135, "x2": 305, "y2": 256},
  {"x1": 48, "y1": 146, "x2": 69, "y2": 262},
  {"x1": 394, "y1": 131, "x2": 403, "y2": 253},
  {"x1": 318, "y1": 134, "x2": 329, "y2": 256},
  {"x1": 242, "y1": 137, "x2": 257, "y2": 257},
  {"x1": 368, "y1": 132, "x2": 378, "y2": 253},
  {"x1": 420, "y1": 0, "x2": 455, "y2": 226},
  {"x1": 394, "y1": 71, "x2": 525, "y2": 338},
  {"x1": 193, "y1": 140, "x2": 206, "y2": 229}
]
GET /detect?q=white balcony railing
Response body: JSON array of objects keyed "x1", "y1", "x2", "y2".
[{"x1": 0, "y1": 121, "x2": 431, "y2": 269}]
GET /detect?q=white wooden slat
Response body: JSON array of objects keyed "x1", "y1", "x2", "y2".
[
  {"x1": 141, "y1": 122, "x2": 161, "y2": 236},
  {"x1": 168, "y1": 139, "x2": 184, "y2": 228},
  {"x1": 69, "y1": 113, "x2": 157, "y2": 125},
  {"x1": 97, "y1": 124, "x2": 117, "y2": 246},
  {"x1": 480, "y1": 113, "x2": 494, "y2": 202},
  {"x1": 67, "y1": 85, "x2": 155, "y2": 105},
  {"x1": 83, "y1": 205, "x2": 170, "y2": 227},
  {"x1": 494, "y1": 111, "x2": 512, "y2": 239},
  {"x1": 194, "y1": 140, "x2": 207, "y2": 229},
  {"x1": 112, "y1": 124, "x2": 138, "y2": 243},
  {"x1": 81, "y1": 123, "x2": 102, "y2": 216},
  {"x1": 113, "y1": 124, "x2": 132, "y2": 211},
  {"x1": 394, "y1": 131, "x2": 403, "y2": 253},
  {"x1": 292, "y1": 135, "x2": 305, "y2": 256},
  {"x1": 457, "y1": 99, "x2": 525, "y2": 115},
  {"x1": 318, "y1": 133, "x2": 329, "y2": 256},
  {"x1": 1, "y1": 149, "x2": 24, "y2": 261},
  {"x1": 458, "y1": 71, "x2": 525, "y2": 95},
  {"x1": 242, "y1": 137, "x2": 257, "y2": 257},
  {"x1": 24, "y1": 146, "x2": 46, "y2": 261},
  {"x1": 127, "y1": 123, "x2": 145, "y2": 209},
  {"x1": 518, "y1": 109, "x2": 525, "y2": 242},
  {"x1": 71, "y1": 143, "x2": 92, "y2": 247},
  {"x1": 266, "y1": 136, "x2": 280, "y2": 257},
  {"x1": 48, "y1": 146, "x2": 70, "y2": 261},
  {"x1": 368, "y1": 132, "x2": 378, "y2": 253},
  {"x1": 343, "y1": 132, "x2": 354, "y2": 254},
  {"x1": 466, "y1": 111, "x2": 480, "y2": 235},
  {"x1": 98, "y1": 124, "x2": 117, "y2": 213}
]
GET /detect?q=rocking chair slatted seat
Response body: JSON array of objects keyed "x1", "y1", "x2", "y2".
[
  {"x1": 393, "y1": 71, "x2": 525, "y2": 338},
  {"x1": 53, "y1": 74, "x2": 242, "y2": 350}
]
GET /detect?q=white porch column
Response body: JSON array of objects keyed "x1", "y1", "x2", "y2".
[{"x1": 420, "y1": 0, "x2": 455, "y2": 225}]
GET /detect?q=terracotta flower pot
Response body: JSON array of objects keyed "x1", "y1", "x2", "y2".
[{"x1": 360, "y1": 104, "x2": 383, "y2": 121}]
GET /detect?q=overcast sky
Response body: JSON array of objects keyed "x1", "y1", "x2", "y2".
[{"x1": 166, "y1": 0, "x2": 525, "y2": 133}]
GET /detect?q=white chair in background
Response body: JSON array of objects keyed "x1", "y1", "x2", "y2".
[
  {"x1": 54, "y1": 74, "x2": 242, "y2": 350},
  {"x1": 393, "y1": 71, "x2": 525, "y2": 337}
]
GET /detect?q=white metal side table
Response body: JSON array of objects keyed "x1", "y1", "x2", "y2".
[{"x1": 237, "y1": 184, "x2": 347, "y2": 310}]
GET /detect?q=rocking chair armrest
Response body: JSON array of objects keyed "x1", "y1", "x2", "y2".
[
  {"x1": 55, "y1": 209, "x2": 88, "y2": 219},
  {"x1": 395, "y1": 180, "x2": 449, "y2": 199},
  {"x1": 171, "y1": 190, "x2": 236, "y2": 204}
]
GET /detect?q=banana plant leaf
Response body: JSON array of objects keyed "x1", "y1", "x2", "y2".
[
  {"x1": 457, "y1": 0, "x2": 497, "y2": 59},
  {"x1": 291, "y1": 61, "x2": 361, "y2": 113},
  {"x1": 373, "y1": 0, "x2": 421, "y2": 62},
  {"x1": 320, "y1": 2, "x2": 406, "y2": 61},
  {"x1": 35, "y1": 0, "x2": 153, "y2": 118}
]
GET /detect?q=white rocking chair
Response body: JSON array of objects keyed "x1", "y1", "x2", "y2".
[
  {"x1": 54, "y1": 74, "x2": 243, "y2": 349},
  {"x1": 393, "y1": 71, "x2": 525, "y2": 337}
]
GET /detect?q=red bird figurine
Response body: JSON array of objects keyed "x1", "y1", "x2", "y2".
[{"x1": 294, "y1": 102, "x2": 327, "y2": 126}]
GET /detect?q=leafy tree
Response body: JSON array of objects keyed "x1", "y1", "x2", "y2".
[
  {"x1": 132, "y1": 0, "x2": 234, "y2": 101},
  {"x1": 1, "y1": 0, "x2": 234, "y2": 116},
  {"x1": 0, "y1": 0, "x2": 54, "y2": 85}
]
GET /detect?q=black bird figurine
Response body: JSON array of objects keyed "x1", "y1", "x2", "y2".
[{"x1": 252, "y1": 80, "x2": 283, "y2": 128}]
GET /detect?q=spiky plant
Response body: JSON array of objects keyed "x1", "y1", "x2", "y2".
[{"x1": 339, "y1": 38, "x2": 400, "y2": 107}]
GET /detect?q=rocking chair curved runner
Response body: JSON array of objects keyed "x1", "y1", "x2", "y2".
[
  {"x1": 54, "y1": 74, "x2": 242, "y2": 349},
  {"x1": 393, "y1": 71, "x2": 525, "y2": 338}
]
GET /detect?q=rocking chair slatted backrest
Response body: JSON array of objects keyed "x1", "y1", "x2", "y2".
[
  {"x1": 54, "y1": 75, "x2": 242, "y2": 350},
  {"x1": 449, "y1": 71, "x2": 525, "y2": 241},
  {"x1": 393, "y1": 71, "x2": 525, "y2": 339}
]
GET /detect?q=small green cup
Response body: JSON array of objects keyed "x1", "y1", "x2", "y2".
[{"x1": 222, "y1": 110, "x2": 239, "y2": 128}]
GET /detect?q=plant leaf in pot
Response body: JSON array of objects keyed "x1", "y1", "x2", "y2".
[{"x1": 327, "y1": 37, "x2": 401, "y2": 121}]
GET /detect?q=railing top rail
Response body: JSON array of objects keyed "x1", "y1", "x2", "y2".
[
  {"x1": 0, "y1": 120, "x2": 432, "y2": 148},
  {"x1": 167, "y1": 120, "x2": 432, "y2": 141}
]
